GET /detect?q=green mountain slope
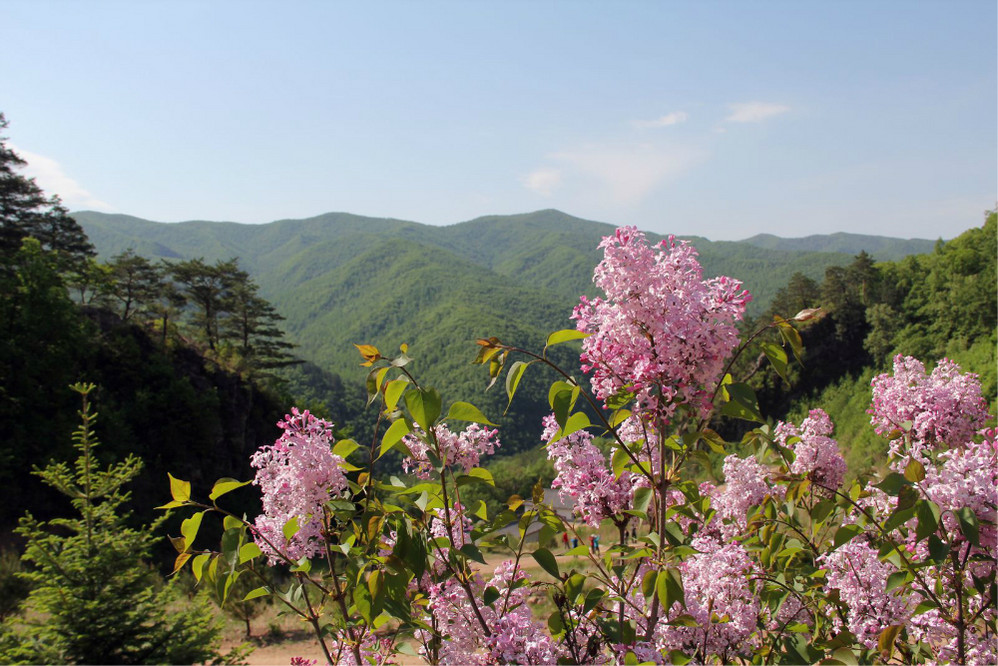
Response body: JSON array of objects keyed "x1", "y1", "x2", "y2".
[
  {"x1": 71, "y1": 208, "x2": 940, "y2": 454},
  {"x1": 740, "y1": 231, "x2": 936, "y2": 261}
]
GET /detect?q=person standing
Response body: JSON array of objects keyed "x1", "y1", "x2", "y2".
[{"x1": 562, "y1": 532, "x2": 569, "y2": 550}]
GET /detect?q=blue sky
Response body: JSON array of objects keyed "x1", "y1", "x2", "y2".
[{"x1": 1, "y1": 1, "x2": 994, "y2": 240}]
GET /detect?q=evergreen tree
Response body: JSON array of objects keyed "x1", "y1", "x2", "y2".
[
  {"x1": 221, "y1": 278, "x2": 298, "y2": 374},
  {"x1": 106, "y1": 249, "x2": 165, "y2": 322},
  {"x1": 4, "y1": 383, "x2": 225, "y2": 665},
  {"x1": 0, "y1": 113, "x2": 94, "y2": 267},
  {"x1": 168, "y1": 257, "x2": 243, "y2": 350}
]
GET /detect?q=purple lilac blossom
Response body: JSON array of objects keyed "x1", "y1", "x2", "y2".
[
  {"x1": 774, "y1": 408, "x2": 848, "y2": 491},
  {"x1": 250, "y1": 408, "x2": 347, "y2": 564},
  {"x1": 572, "y1": 226, "x2": 750, "y2": 422}
]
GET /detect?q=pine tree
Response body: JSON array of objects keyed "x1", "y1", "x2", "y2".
[
  {"x1": 222, "y1": 278, "x2": 298, "y2": 374},
  {"x1": 168, "y1": 257, "x2": 242, "y2": 350},
  {"x1": 0, "y1": 113, "x2": 94, "y2": 267},
  {"x1": 106, "y1": 249, "x2": 165, "y2": 322},
  {"x1": 5, "y1": 383, "x2": 226, "y2": 665}
]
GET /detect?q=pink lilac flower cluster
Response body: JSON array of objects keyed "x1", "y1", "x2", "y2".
[
  {"x1": 543, "y1": 414, "x2": 644, "y2": 527},
  {"x1": 422, "y1": 561, "x2": 557, "y2": 665},
  {"x1": 922, "y1": 432, "x2": 998, "y2": 557},
  {"x1": 661, "y1": 535, "x2": 760, "y2": 659},
  {"x1": 774, "y1": 408, "x2": 847, "y2": 491},
  {"x1": 402, "y1": 423, "x2": 499, "y2": 479},
  {"x1": 616, "y1": 414, "x2": 662, "y2": 472},
  {"x1": 709, "y1": 454, "x2": 782, "y2": 539},
  {"x1": 325, "y1": 632, "x2": 398, "y2": 666},
  {"x1": 250, "y1": 408, "x2": 347, "y2": 564},
  {"x1": 572, "y1": 226, "x2": 751, "y2": 421},
  {"x1": 428, "y1": 503, "x2": 473, "y2": 574},
  {"x1": 869, "y1": 355, "x2": 989, "y2": 466},
  {"x1": 910, "y1": 597, "x2": 996, "y2": 666},
  {"x1": 482, "y1": 561, "x2": 560, "y2": 665},
  {"x1": 819, "y1": 540, "x2": 910, "y2": 650}
]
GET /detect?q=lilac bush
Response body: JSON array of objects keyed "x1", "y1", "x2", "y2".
[{"x1": 161, "y1": 227, "x2": 995, "y2": 665}]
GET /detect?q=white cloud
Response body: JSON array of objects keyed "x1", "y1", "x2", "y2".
[
  {"x1": 725, "y1": 102, "x2": 790, "y2": 123},
  {"x1": 548, "y1": 142, "x2": 705, "y2": 205},
  {"x1": 11, "y1": 144, "x2": 114, "y2": 211},
  {"x1": 520, "y1": 167, "x2": 562, "y2": 196},
  {"x1": 632, "y1": 111, "x2": 689, "y2": 129}
]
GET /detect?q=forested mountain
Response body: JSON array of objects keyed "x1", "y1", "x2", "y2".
[
  {"x1": 740, "y1": 231, "x2": 937, "y2": 260},
  {"x1": 72, "y1": 208, "x2": 946, "y2": 455}
]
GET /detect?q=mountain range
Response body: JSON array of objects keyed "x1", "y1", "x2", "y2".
[{"x1": 71, "y1": 208, "x2": 937, "y2": 454}]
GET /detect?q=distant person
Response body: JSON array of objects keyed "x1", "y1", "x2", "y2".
[
  {"x1": 562, "y1": 532, "x2": 569, "y2": 550},
  {"x1": 631, "y1": 527, "x2": 637, "y2": 542},
  {"x1": 594, "y1": 534, "x2": 601, "y2": 554},
  {"x1": 588, "y1": 535, "x2": 595, "y2": 553},
  {"x1": 571, "y1": 537, "x2": 578, "y2": 549}
]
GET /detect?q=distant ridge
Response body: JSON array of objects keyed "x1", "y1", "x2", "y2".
[
  {"x1": 70, "y1": 207, "x2": 951, "y2": 455},
  {"x1": 740, "y1": 231, "x2": 936, "y2": 261}
]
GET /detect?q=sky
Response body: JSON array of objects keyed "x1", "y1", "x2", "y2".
[{"x1": 1, "y1": 1, "x2": 995, "y2": 241}]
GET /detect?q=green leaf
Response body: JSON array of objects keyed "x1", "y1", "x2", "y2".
[
  {"x1": 719, "y1": 382, "x2": 763, "y2": 422},
  {"x1": 192, "y1": 553, "x2": 211, "y2": 583},
  {"x1": 883, "y1": 505, "x2": 916, "y2": 532},
  {"x1": 172, "y1": 552, "x2": 191, "y2": 575},
  {"x1": 668, "y1": 650, "x2": 692, "y2": 665},
  {"x1": 545, "y1": 329, "x2": 589, "y2": 348},
  {"x1": 656, "y1": 568, "x2": 684, "y2": 609},
  {"x1": 885, "y1": 570, "x2": 909, "y2": 594},
  {"x1": 243, "y1": 586, "x2": 271, "y2": 601},
  {"x1": 354, "y1": 580, "x2": 373, "y2": 623},
  {"x1": 776, "y1": 318, "x2": 804, "y2": 363},
  {"x1": 548, "y1": 381, "x2": 578, "y2": 426},
  {"x1": 611, "y1": 447, "x2": 630, "y2": 478},
  {"x1": 180, "y1": 511, "x2": 204, "y2": 550},
  {"x1": 505, "y1": 361, "x2": 530, "y2": 410},
  {"x1": 283, "y1": 516, "x2": 300, "y2": 543},
  {"x1": 209, "y1": 478, "x2": 251, "y2": 501},
  {"x1": 810, "y1": 499, "x2": 836, "y2": 524},
  {"x1": 405, "y1": 387, "x2": 442, "y2": 431},
  {"x1": 456, "y1": 467, "x2": 495, "y2": 487},
  {"x1": 238, "y1": 542, "x2": 263, "y2": 564},
  {"x1": 565, "y1": 545, "x2": 589, "y2": 557},
  {"x1": 473, "y1": 500, "x2": 488, "y2": 520},
  {"x1": 333, "y1": 438, "x2": 360, "y2": 459},
  {"x1": 833, "y1": 524, "x2": 864, "y2": 548},
  {"x1": 666, "y1": 614, "x2": 698, "y2": 627},
  {"x1": 878, "y1": 625, "x2": 902, "y2": 660},
  {"x1": 955, "y1": 507, "x2": 980, "y2": 546},
  {"x1": 547, "y1": 610, "x2": 564, "y2": 635},
  {"x1": 608, "y1": 408, "x2": 632, "y2": 429},
  {"x1": 380, "y1": 418, "x2": 411, "y2": 458},
  {"x1": 483, "y1": 586, "x2": 500, "y2": 607},
  {"x1": 760, "y1": 340, "x2": 789, "y2": 382},
  {"x1": 384, "y1": 378, "x2": 409, "y2": 411},
  {"x1": 532, "y1": 547, "x2": 560, "y2": 579},
  {"x1": 875, "y1": 473, "x2": 910, "y2": 496},
  {"x1": 458, "y1": 543, "x2": 486, "y2": 564},
  {"x1": 583, "y1": 588, "x2": 605, "y2": 614},
  {"x1": 558, "y1": 411, "x2": 591, "y2": 439},
  {"x1": 631, "y1": 486, "x2": 653, "y2": 517},
  {"x1": 928, "y1": 534, "x2": 949, "y2": 563},
  {"x1": 168, "y1": 473, "x2": 191, "y2": 503},
  {"x1": 446, "y1": 401, "x2": 496, "y2": 426},
  {"x1": 904, "y1": 458, "x2": 926, "y2": 483},
  {"x1": 915, "y1": 500, "x2": 941, "y2": 541}
]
